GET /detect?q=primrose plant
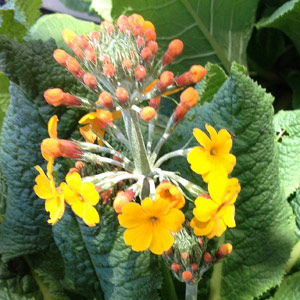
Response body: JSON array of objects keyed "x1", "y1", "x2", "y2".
[{"x1": 33, "y1": 13, "x2": 240, "y2": 299}]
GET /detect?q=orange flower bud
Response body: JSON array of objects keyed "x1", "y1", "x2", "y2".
[
  {"x1": 85, "y1": 47, "x2": 97, "y2": 63},
  {"x1": 100, "y1": 188, "x2": 112, "y2": 204},
  {"x1": 116, "y1": 87, "x2": 129, "y2": 104},
  {"x1": 83, "y1": 73, "x2": 97, "y2": 89},
  {"x1": 63, "y1": 93, "x2": 81, "y2": 106},
  {"x1": 157, "y1": 71, "x2": 174, "y2": 92},
  {"x1": 131, "y1": 25, "x2": 144, "y2": 37},
  {"x1": 141, "y1": 47, "x2": 152, "y2": 61},
  {"x1": 171, "y1": 263, "x2": 180, "y2": 273},
  {"x1": 44, "y1": 88, "x2": 64, "y2": 106},
  {"x1": 203, "y1": 252, "x2": 212, "y2": 263},
  {"x1": 135, "y1": 65, "x2": 146, "y2": 81},
  {"x1": 191, "y1": 263, "x2": 198, "y2": 272},
  {"x1": 144, "y1": 29, "x2": 156, "y2": 41},
  {"x1": 101, "y1": 20, "x2": 114, "y2": 35},
  {"x1": 66, "y1": 56, "x2": 83, "y2": 74},
  {"x1": 113, "y1": 190, "x2": 134, "y2": 214},
  {"x1": 89, "y1": 31, "x2": 100, "y2": 41},
  {"x1": 53, "y1": 49, "x2": 69, "y2": 66},
  {"x1": 122, "y1": 58, "x2": 132, "y2": 70},
  {"x1": 143, "y1": 20, "x2": 155, "y2": 31},
  {"x1": 163, "y1": 39, "x2": 184, "y2": 65},
  {"x1": 68, "y1": 167, "x2": 79, "y2": 174},
  {"x1": 181, "y1": 252, "x2": 188, "y2": 260},
  {"x1": 96, "y1": 109, "x2": 113, "y2": 128},
  {"x1": 136, "y1": 36, "x2": 145, "y2": 47},
  {"x1": 140, "y1": 106, "x2": 156, "y2": 122},
  {"x1": 75, "y1": 161, "x2": 85, "y2": 171},
  {"x1": 180, "y1": 87, "x2": 199, "y2": 108},
  {"x1": 216, "y1": 243, "x2": 233, "y2": 259},
  {"x1": 117, "y1": 15, "x2": 130, "y2": 32},
  {"x1": 75, "y1": 34, "x2": 89, "y2": 49},
  {"x1": 197, "y1": 237, "x2": 203, "y2": 246},
  {"x1": 146, "y1": 40, "x2": 158, "y2": 54},
  {"x1": 62, "y1": 29, "x2": 77, "y2": 46},
  {"x1": 102, "y1": 54, "x2": 111, "y2": 65},
  {"x1": 189, "y1": 65, "x2": 207, "y2": 83},
  {"x1": 150, "y1": 96, "x2": 161, "y2": 109},
  {"x1": 182, "y1": 271, "x2": 193, "y2": 283},
  {"x1": 98, "y1": 91, "x2": 114, "y2": 108},
  {"x1": 174, "y1": 104, "x2": 189, "y2": 122},
  {"x1": 128, "y1": 13, "x2": 144, "y2": 27},
  {"x1": 103, "y1": 63, "x2": 115, "y2": 77}
]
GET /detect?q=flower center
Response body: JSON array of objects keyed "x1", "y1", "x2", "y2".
[
  {"x1": 151, "y1": 217, "x2": 157, "y2": 223},
  {"x1": 210, "y1": 148, "x2": 217, "y2": 155}
]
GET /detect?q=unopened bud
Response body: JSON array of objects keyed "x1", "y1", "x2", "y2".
[
  {"x1": 63, "y1": 93, "x2": 81, "y2": 106},
  {"x1": 146, "y1": 40, "x2": 158, "y2": 54},
  {"x1": 128, "y1": 13, "x2": 145, "y2": 27},
  {"x1": 53, "y1": 49, "x2": 69, "y2": 66},
  {"x1": 171, "y1": 263, "x2": 180, "y2": 274},
  {"x1": 157, "y1": 71, "x2": 174, "y2": 92},
  {"x1": 113, "y1": 190, "x2": 134, "y2": 214},
  {"x1": 100, "y1": 188, "x2": 112, "y2": 204},
  {"x1": 83, "y1": 73, "x2": 97, "y2": 89},
  {"x1": 62, "y1": 29, "x2": 77, "y2": 46},
  {"x1": 150, "y1": 96, "x2": 161, "y2": 109},
  {"x1": 174, "y1": 104, "x2": 189, "y2": 122},
  {"x1": 203, "y1": 252, "x2": 211, "y2": 264},
  {"x1": 44, "y1": 88, "x2": 64, "y2": 106},
  {"x1": 122, "y1": 58, "x2": 132, "y2": 70},
  {"x1": 163, "y1": 39, "x2": 184, "y2": 65},
  {"x1": 116, "y1": 87, "x2": 129, "y2": 104},
  {"x1": 180, "y1": 87, "x2": 198, "y2": 108},
  {"x1": 182, "y1": 270, "x2": 193, "y2": 283},
  {"x1": 68, "y1": 167, "x2": 79, "y2": 174},
  {"x1": 89, "y1": 31, "x2": 100, "y2": 41},
  {"x1": 197, "y1": 237, "x2": 203, "y2": 246},
  {"x1": 135, "y1": 65, "x2": 146, "y2": 81},
  {"x1": 75, "y1": 161, "x2": 85, "y2": 171},
  {"x1": 143, "y1": 20, "x2": 155, "y2": 31},
  {"x1": 75, "y1": 34, "x2": 89, "y2": 49},
  {"x1": 103, "y1": 63, "x2": 116, "y2": 77},
  {"x1": 98, "y1": 91, "x2": 114, "y2": 108},
  {"x1": 66, "y1": 56, "x2": 83, "y2": 75},
  {"x1": 145, "y1": 29, "x2": 156, "y2": 41},
  {"x1": 85, "y1": 47, "x2": 97, "y2": 63},
  {"x1": 117, "y1": 15, "x2": 129, "y2": 32},
  {"x1": 141, "y1": 47, "x2": 152, "y2": 61},
  {"x1": 136, "y1": 36, "x2": 145, "y2": 47},
  {"x1": 191, "y1": 263, "x2": 198, "y2": 272},
  {"x1": 140, "y1": 106, "x2": 156, "y2": 121},
  {"x1": 181, "y1": 252, "x2": 188, "y2": 261},
  {"x1": 102, "y1": 54, "x2": 111, "y2": 65},
  {"x1": 189, "y1": 65, "x2": 207, "y2": 83},
  {"x1": 131, "y1": 25, "x2": 144, "y2": 37},
  {"x1": 216, "y1": 243, "x2": 233, "y2": 259}
]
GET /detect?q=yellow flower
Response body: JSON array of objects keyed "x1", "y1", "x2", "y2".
[
  {"x1": 155, "y1": 182, "x2": 185, "y2": 209},
  {"x1": 60, "y1": 172, "x2": 100, "y2": 227},
  {"x1": 34, "y1": 158, "x2": 65, "y2": 225},
  {"x1": 118, "y1": 198, "x2": 185, "y2": 255},
  {"x1": 79, "y1": 109, "x2": 121, "y2": 145},
  {"x1": 190, "y1": 175, "x2": 241, "y2": 239},
  {"x1": 187, "y1": 124, "x2": 236, "y2": 183}
]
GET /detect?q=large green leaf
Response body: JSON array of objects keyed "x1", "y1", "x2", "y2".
[
  {"x1": 273, "y1": 271, "x2": 300, "y2": 300},
  {"x1": 59, "y1": 0, "x2": 92, "y2": 13},
  {"x1": 53, "y1": 206, "x2": 161, "y2": 300},
  {"x1": 256, "y1": 0, "x2": 300, "y2": 56},
  {"x1": 0, "y1": 72, "x2": 10, "y2": 145},
  {"x1": 165, "y1": 63, "x2": 295, "y2": 299},
  {"x1": 273, "y1": 110, "x2": 300, "y2": 199},
  {"x1": 110, "y1": 0, "x2": 260, "y2": 73},
  {"x1": 290, "y1": 189, "x2": 300, "y2": 237}
]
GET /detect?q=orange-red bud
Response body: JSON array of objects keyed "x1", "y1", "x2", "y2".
[
  {"x1": 135, "y1": 65, "x2": 146, "y2": 81},
  {"x1": 103, "y1": 63, "x2": 115, "y2": 77},
  {"x1": 174, "y1": 104, "x2": 189, "y2": 122},
  {"x1": 102, "y1": 54, "x2": 111, "y2": 65},
  {"x1": 113, "y1": 189, "x2": 134, "y2": 214},
  {"x1": 117, "y1": 15, "x2": 130, "y2": 32},
  {"x1": 191, "y1": 263, "x2": 198, "y2": 272},
  {"x1": 150, "y1": 96, "x2": 161, "y2": 109},
  {"x1": 122, "y1": 58, "x2": 132, "y2": 70},
  {"x1": 146, "y1": 40, "x2": 158, "y2": 54},
  {"x1": 100, "y1": 188, "x2": 112, "y2": 204},
  {"x1": 141, "y1": 47, "x2": 152, "y2": 61},
  {"x1": 66, "y1": 56, "x2": 83, "y2": 75},
  {"x1": 75, "y1": 34, "x2": 89, "y2": 49},
  {"x1": 157, "y1": 71, "x2": 174, "y2": 92},
  {"x1": 140, "y1": 106, "x2": 156, "y2": 122},
  {"x1": 182, "y1": 271, "x2": 193, "y2": 283},
  {"x1": 44, "y1": 89, "x2": 80, "y2": 107},
  {"x1": 53, "y1": 49, "x2": 69, "y2": 66},
  {"x1": 181, "y1": 252, "x2": 188, "y2": 260},
  {"x1": 216, "y1": 243, "x2": 233, "y2": 259},
  {"x1": 163, "y1": 39, "x2": 184, "y2": 65},
  {"x1": 143, "y1": 20, "x2": 155, "y2": 31},
  {"x1": 128, "y1": 13, "x2": 144, "y2": 27},
  {"x1": 171, "y1": 263, "x2": 180, "y2": 274},
  {"x1": 98, "y1": 91, "x2": 114, "y2": 108},
  {"x1": 144, "y1": 29, "x2": 156, "y2": 41},
  {"x1": 136, "y1": 36, "x2": 145, "y2": 47},
  {"x1": 63, "y1": 93, "x2": 81, "y2": 106},
  {"x1": 68, "y1": 167, "x2": 79, "y2": 174},
  {"x1": 75, "y1": 161, "x2": 85, "y2": 171},
  {"x1": 180, "y1": 87, "x2": 199, "y2": 108},
  {"x1": 189, "y1": 65, "x2": 207, "y2": 83},
  {"x1": 131, "y1": 25, "x2": 144, "y2": 37},
  {"x1": 89, "y1": 31, "x2": 100, "y2": 41},
  {"x1": 85, "y1": 47, "x2": 97, "y2": 63},
  {"x1": 116, "y1": 87, "x2": 129, "y2": 104},
  {"x1": 203, "y1": 252, "x2": 212, "y2": 264},
  {"x1": 83, "y1": 73, "x2": 97, "y2": 89},
  {"x1": 62, "y1": 29, "x2": 77, "y2": 46}
]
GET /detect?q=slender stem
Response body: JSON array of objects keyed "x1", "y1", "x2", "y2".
[
  {"x1": 147, "y1": 119, "x2": 155, "y2": 155},
  {"x1": 185, "y1": 282, "x2": 198, "y2": 300},
  {"x1": 122, "y1": 109, "x2": 151, "y2": 175},
  {"x1": 285, "y1": 239, "x2": 300, "y2": 274},
  {"x1": 154, "y1": 148, "x2": 192, "y2": 168}
]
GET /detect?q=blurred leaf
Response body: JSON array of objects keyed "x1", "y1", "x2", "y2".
[
  {"x1": 290, "y1": 189, "x2": 300, "y2": 237},
  {"x1": 111, "y1": 0, "x2": 260, "y2": 73},
  {"x1": 59, "y1": 0, "x2": 92, "y2": 13},
  {"x1": 256, "y1": 0, "x2": 300, "y2": 56},
  {"x1": 90, "y1": 0, "x2": 112, "y2": 21},
  {"x1": 286, "y1": 72, "x2": 300, "y2": 109},
  {"x1": 273, "y1": 271, "x2": 300, "y2": 300},
  {"x1": 0, "y1": 72, "x2": 10, "y2": 145}
]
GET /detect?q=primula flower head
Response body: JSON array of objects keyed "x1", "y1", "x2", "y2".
[
  {"x1": 60, "y1": 172, "x2": 100, "y2": 227},
  {"x1": 187, "y1": 124, "x2": 236, "y2": 183},
  {"x1": 34, "y1": 158, "x2": 65, "y2": 225},
  {"x1": 118, "y1": 198, "x2": 185, "y2": 255},
  {"x1": 190, "y1": 175, "x2": 241, "y2": 239},
  {"x1": 155, "y1": 182, "x2": 185, "y2": 209}
]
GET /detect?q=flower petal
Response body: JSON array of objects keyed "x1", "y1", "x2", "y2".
[
  {"x1": 70, "y1": 199, "x2": 84, "y2": 218},
  {"x1": 34, "y1": 166, "x2": 52, "y2": 199},
  {"x1": 65, "y1": 172, "x2": 82, "y2": 194},
  {"x1": 79, "y1": 112, "x2": 97, "y2": 124},
  {"x1": 220, "y1": 205, "x2": 236, "y2": 228},
  {"x1": 80, "y1": 125, "x2": 97, "y2": 144},
  {"x1": 81, "y1": 182, "x2": 99, "y2": 205},
  {"x1": 118, "y1": 202, "x2": 147, "y2": 228},
  {"x1": 207, "y1": 218, "x2": 227, "y2": 238},
  {"x1": 159, "y1": 208, "x2": 185, "y2": 232},
  {"x1": 193, "y1": 197, "x2": 219, "y2": 222},
  {"x1": 82, "y1": 202, "x2": 100, "y2": 227},
  {"x1": 150, "y1": 222, "x2": 174, "y2": 255},
  {"x1": 48, "y1": 115, "x2": 58, "y2": 139},
  {"x1": 193, "y1": 128, "x2": 211, "y2": 149},
  {"x1": 60, "y1": 182, "x2": 80, "y2": 206},
  {"x1": 142, "y1": 198, "x2": 170, "y2": 217},
  {"x1": 190, "y1": 217, "x2": 214, "y2": 236},
  {"x1": 205, "y1": 124, "x2": 218, "y2": 141},
  {"x1": 187, "y1": 147, "x2": 211, "y2": 175}
]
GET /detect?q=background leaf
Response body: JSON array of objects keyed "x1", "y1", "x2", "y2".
[
  {"x1": 273, "y1": 271, "x2": 300, "y2": 300},
  {"x1": 111, "y1": 0, "x2": 260, "y2": 73},
  {"x1": 0, "y1": 72, "x2": 10, "y2": 145}
]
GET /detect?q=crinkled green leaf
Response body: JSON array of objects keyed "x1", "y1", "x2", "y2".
[
  {"x1": 195, "y1": 62, "x2": 227, "y2": 105},
  {"x1": 111, "y1": 0, "x2": 260, "y2": 73},
  {"x1": 0, "y1": 72, "x2": 10, "y2": 145},
  {"x1": 256, "y1": 0, "x2": 300, "y2": 55},
  {"x1": 273, "y1": 110, "x2": 300, "y2": 199},
  {"x1": 0, "y1": 36, "x2": 88, "y2": 261},
  {"x1": 273, "y1": 271, "x2": 300, "y2": 300},
  {"x1": 165, "y1": 63, "x2": 295, "y2": 300},
  {"x1": 290, "y1": 189, "x2": 300, "y2": 237},
  {"x1": 53, "y1": 206, "x2": 161, "y2": 300},
  {"x1": 27, "y1": 13, "x2": 100, "y2": 53}
]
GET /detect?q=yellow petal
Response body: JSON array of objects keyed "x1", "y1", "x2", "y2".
[
  {"x1": 65, "y1": 172, "x2": 82, "y2": 194},
  {"x1": 112, "y1": 110, "x2": 122, "y2": 121},
  {"x1": 48, "y1": 115, "x2": 58, "y2": 139},
  {"x1": 142, "y1": 198, "x2": 170, "y2": 217},
  {"x1": 34, "y1": 166, "x2": 52, "y2": 199},
  {"x1": 150, "y1": 222, "x2": 174, "y2": 255},
  {"x1": 190, "y1": 217, "x2": 215, "y2": 236},
  {"x1": 70, "y1": 199, "x2": 84, "y2": 218},
  {"x1": 79, "y1": 112, "x2": 97, "y2": 124},
  {"x1": 187, "y1": 147, "x2": 211, "y2": 175},
  {"x1": 143, "y1": 79, "x2": 157, "y2": 94},
  {"x1": 81, "y1": 182, "x2": 99, "y2": 205},
  {"x1": 82, "y1": 202, "x2": 100, "y2": 227},
  {"x1": 45, "y1": 194, "x2": 65, "y2": 225},
  {"x1": 193, "y1": 197, "x2": 218, "y2": 222},
  {"x1": 123, "y1": 222, "x2": 153, "y2": 251},
  {"x1": 60, "y1": 182, "x2": 80, "y2": 206},
  {"x1": 159, "y1": 208, "x2": 185, "y2": 232},
  {"x1": 215, "y1": 129, "x2": 233, "y2": 153},
  {"x1": 46, "y1": 157, "x2": 54, "y2": 177},
  {"x1": 193, "y1": 128, "x2": 211, "y2": 149},
  {"x1": 207, "y1": 218, "x2": 227, "y2": 238},
  {"x1": 220, "y1": 205, "x2": 236, "y2": 228},
  {"x1": 205, "y1": 124, "x2": 217, "y2": 141},
  {"x1": 118, "y1": 202, "x2": 147, "y2": 228},
  {"x1": 80, "y1": 125, "x2": 97, "y2": 144}
]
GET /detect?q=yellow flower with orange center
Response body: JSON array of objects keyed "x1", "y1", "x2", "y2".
[
  {"x1": 187, "y1": 124, "x2": 236, "y2": 183},
  {"x1": 155, "y1": 182, "x2": 185, "y2": 209},
  {"x1": 34, "y1": 158, "x2": 65, "y2": 225},
  {"x1": 118, "y1": 198, "x2": 185, "y2": 255},
  {"x1": 190, "y1": 175, "x2": 241, "y2": 239},
  {"x1": 60, "y1": 172, "x2": 100, "y2": 227},
  {"x1": 79, "y1": 109, "x2": 121, "y2": 145}
]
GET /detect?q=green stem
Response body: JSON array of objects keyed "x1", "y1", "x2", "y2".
[
  {"x1": 185, "y1": 282, "x2": 198, "y2": 300},
  {"x1": 122, "y1": 109, "x2": 151, "y2": 175},
  {"x1": 285, "y1": 239, "x2": 300, "y2": 274},
  {"x1": 160, "y1": 259, "x2": 178, "y2": 300}
]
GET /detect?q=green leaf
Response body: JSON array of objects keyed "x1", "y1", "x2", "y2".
[
  {"x1": 290, "y1": 189, "x2": 300, "y2": 237},
  {"x1": 256, "y1": 0, "x2": 300, "y2": 56},
  {"x1": 90, "y1": 0, "x2": 112, "y2": 21},
  {"x1": 273, "y1": 271, "x2": 300, "y2": 300},
  {"x1": 111, "y1": 0, "x2": 260, "y2": 73},
  {"x1": 53, "y1": 206, "x2": 161, "y2": 300},
  {"x1": 27, "y1": 13, "x2": 100, "y2": 52},
  {"x1": 59, "y1": 0, "x2": 92, "y2": 13},
  {"x1": 165, "y1": 63, "x2": 295, "y2": 299},
  {"x1": 195, "y1": 62, "x2": 227, "y2": 105},
  {"x1": 0, "y1": 72, "x2": 10, "y2": 145},
  {"x1": 273, "y1": 110, "x2": 300, "y2": 199}
]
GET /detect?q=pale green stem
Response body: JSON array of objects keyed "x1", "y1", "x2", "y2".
[
  {"x1": 285, "y1": 239, "x2": 300, "y2": 274},
  {"x1": 147, "y1": 119, "x2": 155, "y2": 155},
  {"x1": 154, "y1": 148, "x2": 192, "y2": 168},
  {"x1": 122, "y1": 109, "x2": 151, "y2": 175},
  {"x1": 185, "y1": 282, "x2": 198, "y2": 300}
]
